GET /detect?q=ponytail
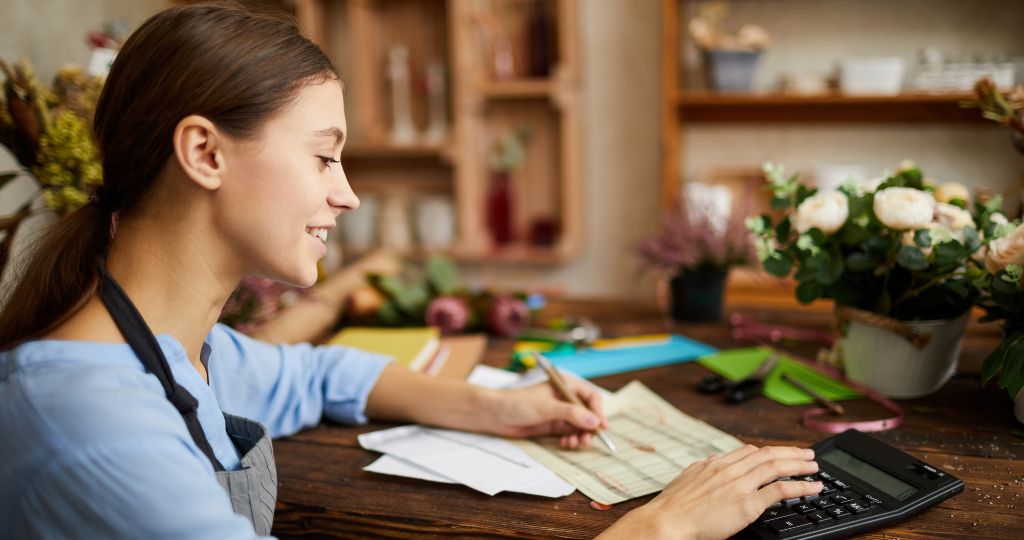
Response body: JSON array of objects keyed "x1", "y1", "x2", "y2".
[{"x1": 0, "y1": 202, "x2": 113, "y2": 349}]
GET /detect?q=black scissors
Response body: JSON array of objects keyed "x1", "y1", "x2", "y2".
[{"x1": 697, "y1": 353, "x2": 778, "y2": 403}]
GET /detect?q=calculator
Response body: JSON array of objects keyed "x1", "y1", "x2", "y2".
[{"x1": 740, "y1": 429, "x2": 963, "y2": 539}]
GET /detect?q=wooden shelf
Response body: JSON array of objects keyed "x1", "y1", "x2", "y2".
[
  {"x1": 677, "y1": 91, "x2": 985, "y2": 124},
  {"x1": 479, "y1": 79, "x2": 554, "y2": 99}
]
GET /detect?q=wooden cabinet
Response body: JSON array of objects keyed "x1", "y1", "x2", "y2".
[{"x1": 295, "y1": 0, "x2": 583, "y2": 265}]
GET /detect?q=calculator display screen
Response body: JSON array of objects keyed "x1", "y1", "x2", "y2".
[{"x1": 820, "y1": 448, "x2": 917, "y2": 500}]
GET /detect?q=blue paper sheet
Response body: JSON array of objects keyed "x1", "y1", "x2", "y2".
[{"x1": 543, "y1": 335, "x2": 717, "y2": 379}]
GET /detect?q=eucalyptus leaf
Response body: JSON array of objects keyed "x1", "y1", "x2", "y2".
[
  {"x1": 771, "y1": 195, "x2": 791, "y2": 210},
  {"x1": 763, "y1": 250, "x2": 793, "y2": 276},
  {"x1": 962, "y1": 226, "x2": 981, "y2": 253},
  {"x1": 913, "y1": 229, "x2": 931, "y2": 248},
  {"x1": 796, "y1": 280, "x2": 823, "y2": 303},
  {"x1": 845, "y1": 252, "x2": 875, "y2": 273},
  {"x1": 896, "y1": 246, "x2": 928, "y2": 271},
  {"x1": 816, "y1": 254, "x2": 844, "y2": 285},
  {"x1": 775, "y1": 217, "x2": 791, "y2": 243},
  {"x1": 425, "y1": 256, "x2": 459, "y2": 295}
]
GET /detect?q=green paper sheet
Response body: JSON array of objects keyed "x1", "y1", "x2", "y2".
[{"x1": 698, "y1": 347, "x2": 861, "y2": 406}]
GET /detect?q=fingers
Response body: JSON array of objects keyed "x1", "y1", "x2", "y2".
[
  {"x1": 565, "y1": 377, "x2": 607, "y2": 428},
  {"x1": 545, "y1": 400, "x2": 601, "y2": 432},
  {"x1": 730, "y1": 446, "x2": 815, "y2": 477},
  {"x1": 755, "y1": 479, "x2": 823, "y2": 509},
  {"x1": 713, "y1": 444, "x2": 760, "y2": 467}
]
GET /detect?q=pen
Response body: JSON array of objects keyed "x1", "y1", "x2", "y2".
[
  {"x1": 781, "y1": 372, "x2": 846, "y2": 416},
  {"x1": 533, "y1": 353, "x2": 617, "y2": 454}
]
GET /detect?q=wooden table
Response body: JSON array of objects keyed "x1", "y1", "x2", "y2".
[{"x1": 271, "y1": 300, "x2": 1024, "y2": 539}]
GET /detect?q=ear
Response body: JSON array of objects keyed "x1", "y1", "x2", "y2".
[{"x1": 172, "y1": 115, "x2": 224, "y2": 192}]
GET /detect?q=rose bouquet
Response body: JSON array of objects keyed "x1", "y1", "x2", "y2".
[{"x1": 748, "y1": 161, "x2": 985, "y2": 320}]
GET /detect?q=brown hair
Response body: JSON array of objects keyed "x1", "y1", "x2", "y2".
[{"x1": 0, "y1": 2, "x2": 339, "y2": 350}]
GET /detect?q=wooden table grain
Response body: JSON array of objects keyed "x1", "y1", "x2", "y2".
[{"x1": 271, "y1": 300, "x2": 1024, "y2": 539}]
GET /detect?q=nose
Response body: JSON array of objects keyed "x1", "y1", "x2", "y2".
[{"x1": 327, "y1": 164, "x2": 359, "y2": 215}]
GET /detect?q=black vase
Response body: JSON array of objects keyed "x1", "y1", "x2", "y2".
[{"x1": 669, "y1": 266, "x2": 728, "y2": 322}]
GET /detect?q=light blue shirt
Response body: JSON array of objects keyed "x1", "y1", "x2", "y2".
[{"x1": 0, "y1": 323, "x2": 391, "y2": 539}]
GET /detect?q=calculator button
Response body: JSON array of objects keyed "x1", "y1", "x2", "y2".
[
  {"x1": 817, "y1": 471, "x2": 835, "y2": 482},
  {"x1": 832, "y1": 479, "x2": 851, "y2": 490},
  {"x1": 793, "y1": 503, "x2": 816, "y2": 514},
  {"x1": 832, "y1": 493, "x2": 855, "y2": 504},
  {"x1": 825, "y1": 506, "x2": 851, "y2": 519},
  {"x1": 798, "y1": 475, "x2": 817, "y2": 483},
  {"x1": 806, "y1": 511, "x2": 833, "y2": 525},
  {"x1": 759, "y1": 506, "x2": 795, "y2": 523},
  {"x1": 812, "y1": 498, "x2": 835, "y2": 510},
  {"x1": 767, "y1": 516, "x2": 814, "y2": 535},
  {"x1": 863, "y1": 493, "x2": 884, "y2": 506},
  {"x1": 819, "y1": 483, "x2": 838, "y2": 496},
  {"x1": 845, "y1": 500, "x2": 871, "y2": 514},
  {"x1": 783, "y1": 497, "x2": 802, "y2": 506}
]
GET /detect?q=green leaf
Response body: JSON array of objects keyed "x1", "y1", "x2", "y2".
[
  {"x1": 998, "y1": 337, "x2": 1024, "y2": 400},
  {"x1": 932, "y1": 242, "x2": 966, "y2": 267},
  {"x1": 796, "y1": 185, "x2": 818, "y2": 206},
  {"x1": 762, "y1": 250, "x2": 793, "y2": 276},
  {"x1": 771, "y1": 195, "x2": 791, "y2": 210},
  {"x1": 796, "y1": 280, "x2": 823, "y2": 303},
  {"x1": 840, "y1": 223, "x2": 867, "y2": 246},
  {"x1": 425, "y1": 256, "x2": 459, "y2": 295},
  {"x1": 866, "y1": 236, "x2": 890, "y2": 259},
  {"x1": 377, "y1": 301, "x2": 403, "y2": 325},
  {"x1": 774, "y1": 217, "x2": 791, "y2": 243},
  {"x1": 846, "y1": 252, "x2": 875, "y2": 272},
  {"x1": 962, "y1": 226, "x2": 981, "y2": 253},
  {"x1": 807, "y1": 228, "x2": 826, "y2": 245},
  {"x1": 896, "y1": 245, "x2": 928, "y2": 271},
  {"x1": 816, "y1": 254, "x2": 844, "y2": 285},
  {"x1": 913, "y1": 229, "x2": 931, "y2": 248}
]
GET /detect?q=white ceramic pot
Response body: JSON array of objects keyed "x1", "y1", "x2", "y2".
[
  {"x1": 840, "y1": 56, "x2": 906, "y2": 95},
  {"x1": 841, "y1": 311, "x2": 970, "y2": 399}
]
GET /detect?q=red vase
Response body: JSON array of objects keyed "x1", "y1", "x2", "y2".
[{"x1": 486, "y1": 171, "x2": 514, "y2": 246}]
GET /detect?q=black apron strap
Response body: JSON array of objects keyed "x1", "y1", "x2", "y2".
[{"x1": 95, "y1": 259, "x2": 225, "y2": 472}]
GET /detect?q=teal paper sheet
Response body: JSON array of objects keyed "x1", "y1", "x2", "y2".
[{"x1": 544, "y1": 335, "x2": 717, "y2": 379}]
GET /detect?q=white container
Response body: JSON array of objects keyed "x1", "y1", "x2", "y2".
[
  {"x1": 414, "y1": 195, "x2": 455, "y2": 249},
  {"x1": 841, "y1": 311, "x2": 969, "y2": 399},
  {"x1": 340, "y1": 194, "x2": 378, "y2": 249},
  {"x1": 840, "y1": 57, "x2": 906, "y2": 95}
]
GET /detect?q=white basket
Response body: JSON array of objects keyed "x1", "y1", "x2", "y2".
[
  {"x1": 841, "y1": 311, "x2": 970, "y2": 399},
  {"x1": 839, "y1": 57, "x2": 906, "y2": 96}
]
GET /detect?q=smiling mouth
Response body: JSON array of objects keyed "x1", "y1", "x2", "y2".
[{"x1": 306, "y1": 226, "x2": 329, "y2": 243}]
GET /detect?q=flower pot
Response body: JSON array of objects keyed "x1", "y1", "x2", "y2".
[
  {"x1": 669, "y1": 266, "x2": 727, "y2": 322},
  {"x1": 841, "y1": 311, "x2": 970, "y2": 399},
  {"x1": 703, "y1": 50, "x2": 761, "y2": 92}
]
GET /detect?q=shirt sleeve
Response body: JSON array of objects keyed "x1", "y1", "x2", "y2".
[
  {"x1": 206, "y1": 324, "x2": 392, "y2": 438},
  {"x1": 12, "y1": 430, "x2": 262, "y2": 540}
]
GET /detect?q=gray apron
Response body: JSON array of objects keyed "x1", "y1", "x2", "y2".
[{"x1": 96, "y1": 260, "x2": 278, "y2": 535}]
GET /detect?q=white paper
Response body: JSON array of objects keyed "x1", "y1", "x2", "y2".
[
  {"x1": 364, "y1": 454, "x2": 575, "y2": 498},
  {"x1": 466, "y1": 364, "x2": 522, "y2": 388},
  {"x1": 358, "y1": 425, "x2": 574, "y2": 497}
]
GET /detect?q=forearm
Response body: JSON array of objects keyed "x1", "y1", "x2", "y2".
[{"x1": 364, "y1": 363, "x2": 498, "y2": 432}]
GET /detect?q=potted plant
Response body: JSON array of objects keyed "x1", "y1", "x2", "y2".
[
  {"x1": 748, "y1": 161, "x2": 988, "y2": 398},
  {"x1": 636, "y1": 189, "x2": 754, "y2": 322},
  {"x1": 963, "y1": 77, "x2": 1024, "y2": 422},
  {"x1": 688, "y1": 2, "x2": 771, "y2": 92}
]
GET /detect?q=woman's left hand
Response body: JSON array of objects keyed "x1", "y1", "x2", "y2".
[{"x1": 482, "y1": 376, "x2": 608, "y2": 450}]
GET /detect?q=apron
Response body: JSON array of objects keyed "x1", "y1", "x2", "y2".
[{"x1": 96, "y1": 260, "x2": 278, "y2": 535}]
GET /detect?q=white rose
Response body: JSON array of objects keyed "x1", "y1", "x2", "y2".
[
  {"x1": 990, "y1": 212, "x2": 1009, "y2": 225},
  {"x1": 873, "y1": 187, "x2": 936, "y2": 230},
  {"x1": 792, "y1": 191, "x2": 849, "y2": 235},
  {"x1": 934, "y1": 182, "x2": 970, "y2": 205},
  {"x1": 985, "y1": 223, "x2": 1024, "y2": 272},
  {"x1": 934, "y1": 202, "x2": 975, "y2": 233}
]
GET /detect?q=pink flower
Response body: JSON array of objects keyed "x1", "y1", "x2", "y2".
[
  {"x1": 488, "y1": 296, "x2": 529, "y2": 338},
  {"x1": 425, "y1": 296, "x2": 470, "y2": 335}
]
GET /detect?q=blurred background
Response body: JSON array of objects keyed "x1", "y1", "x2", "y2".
[{"x1": 1, "y1": 0, "x2": 1022, "y2": 307}]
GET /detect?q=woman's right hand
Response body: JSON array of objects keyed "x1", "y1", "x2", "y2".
[{"x1": 600, "y1": 445, "x2": 823, "y2": 540}]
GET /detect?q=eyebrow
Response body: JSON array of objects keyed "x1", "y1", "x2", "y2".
[{"x1": 313, "y1": 127, "x2": 345, "y2": 146}]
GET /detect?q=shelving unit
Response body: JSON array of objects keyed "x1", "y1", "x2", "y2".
[
  {"x1": 661, "y1": 0, "x2": 993, "y2": 209},
  {"x1": 292, "y1": 0, "x2": 582, "y2": 265}
]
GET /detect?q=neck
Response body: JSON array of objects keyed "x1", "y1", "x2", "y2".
[{"x1": 102, "y1": 207, "x2": 243, "y2": 376}]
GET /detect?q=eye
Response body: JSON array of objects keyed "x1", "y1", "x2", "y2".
[{"x1": 317, "y1": 155, "x2": 341, "y2": 170}]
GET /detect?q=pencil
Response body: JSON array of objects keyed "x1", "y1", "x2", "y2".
[
  {"x1": 533, "y1": 353, "x2": 617, "y2": 454},
  {"x1": 781, "y1": 372, "x2": 846, "y2": 416}
]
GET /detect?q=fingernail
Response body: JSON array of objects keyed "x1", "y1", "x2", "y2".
[
  {"x1": 804, "y1": 448, "x2": 815, "y2": 458},
  {"x1": 584, "y1": 414, "x2": 599, "y2": 428}
]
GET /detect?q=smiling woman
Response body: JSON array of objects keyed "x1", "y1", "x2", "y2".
[{"x1": 0, "y1": 2, "x2": 820, "y2": 539}]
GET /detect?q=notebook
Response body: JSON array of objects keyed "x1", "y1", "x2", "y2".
[{"x1": 329, "y1": 327, "x2": 440, "y2": 372}]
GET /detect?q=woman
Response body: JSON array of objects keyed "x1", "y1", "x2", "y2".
[{"x1": 0, "y1": 3, "x2": 821, "y2": 538}]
